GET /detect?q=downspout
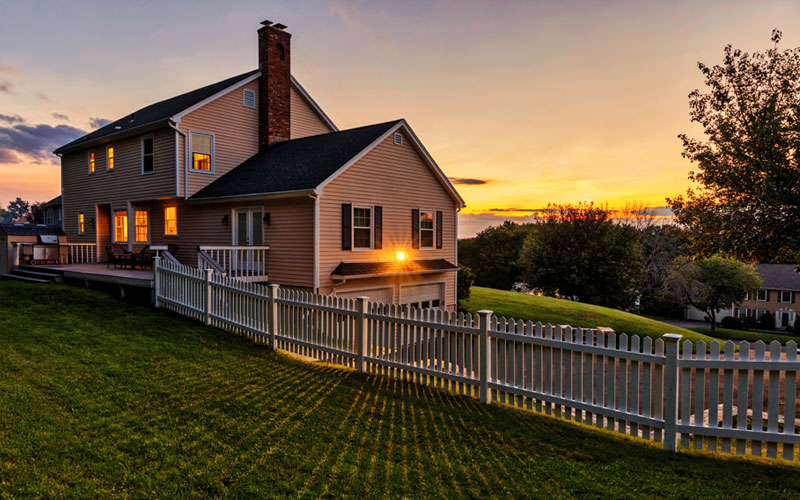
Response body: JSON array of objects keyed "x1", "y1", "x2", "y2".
[
  {"x1": 167, "y1": 121, "x2": 188, "y2": 199},
  {"x1": 310, "y1": 190, "x2": 321, "y2": 293}
]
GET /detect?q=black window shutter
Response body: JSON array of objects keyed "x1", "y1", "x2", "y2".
[
  {"x1": 767, "y1": 290, "x2": 771, "y2": 301},
  {"x1": 792, "y1": 292, "x2": 796, "y2": 304},
  {"x1": 342, "y1": 204, "x2": 352, "y2": 250},
  {"x1": 374, "y1": 206, "x2": 383, "y2": 249},
  {"x1": 411, "y1": 209, "x2": 420, "y2": 249},
  {"x1": 436, "y1": 210, "x2": 443, "y2": 249}
]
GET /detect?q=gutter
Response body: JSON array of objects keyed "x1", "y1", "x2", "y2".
[
  {"x1": 185, "y1": 189, "x2": 316, "y2": 204},
  {"x1": 53, "y1": 118, "x2": 172, "y2": 156},
  {"x1": 168, "y1": 121, "x2": 187, "y2": 198}
]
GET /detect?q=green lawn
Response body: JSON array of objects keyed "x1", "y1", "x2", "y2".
[
  {"x1": 1, "y1": 281, "x2": 799, "y2": 498},
  {"x1": 691, "y1": 327, "x2": 800, "y2": 345},
  {"x1": 461, "y1": 286, "x2": 713, "y2": 343}
]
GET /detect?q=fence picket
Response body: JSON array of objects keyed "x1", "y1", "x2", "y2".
[
  {"x1": 736, "y1": 341, "x2": 750, "y2": 455},
  {"x1": 785, "y1": 341, "x2": 797, "y2": 460}
]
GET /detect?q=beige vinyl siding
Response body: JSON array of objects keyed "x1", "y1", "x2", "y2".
[
  {"x1": 61, "y1": 128, "x2": 175, "y2": 244},
  {"x1": 290, "y1": 85, "x2": 333, "y2": 138},
  {"x1": 179, "y1": 80, "x2": 259, "y2": 197},
  {"x1": 148, "y1": 197, "x2": 314, "y2": 289},
  {"x1": 318, "y1": 130, "x2": 459, "y2": 308}
]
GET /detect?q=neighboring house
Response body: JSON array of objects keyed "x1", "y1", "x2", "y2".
[
  {"x1": 0, "y1": 223, "x2": 66, "y2": 275},
  {"x1": 42, "y1": 195, "x2": 62, "y2": 228},
  {"x1": 685, "y1": 263, "x2": 799, "y2": 329},
  {"x1": 52, "y1": 20, "x2": 464, "y2": 310}
]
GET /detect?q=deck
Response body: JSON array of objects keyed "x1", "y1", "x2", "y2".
[{"x1": 38, "y1": 263, "x2": 154, "y2": 288}]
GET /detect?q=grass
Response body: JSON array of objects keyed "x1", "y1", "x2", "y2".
[
  {"x1": 1, "y1": 281, "x2": 799, "y2": 498},
  {"x1": 691, "y1": 327, "x2": 800, "y2": 346},
  {"x1": 461, "y1": 286, "x2": 714, "y2": 343}
]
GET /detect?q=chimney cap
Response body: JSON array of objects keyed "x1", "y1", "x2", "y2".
[
  {"x1": 260, "y1": 20, "x2": 273, "y2": 26},
  {"x1": 273, "y1": 23, "x2": 287, "y2": 30}
]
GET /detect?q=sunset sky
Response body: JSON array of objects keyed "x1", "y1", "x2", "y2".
[{"x1": 2, "y1": 0, "x2": 800, "y2": 236}]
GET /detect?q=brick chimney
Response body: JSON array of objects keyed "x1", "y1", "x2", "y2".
[{"x1": 258, "y1": 20, "x2": 291, "y2": 148}]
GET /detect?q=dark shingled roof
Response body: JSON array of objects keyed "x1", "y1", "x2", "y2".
[
  {"x1": 42, "y1": 195, "x2": 61, "y2": 207},
  {"x1": 755, "y1": 264, "x2": 800, "y2": 291},
  {"x1": 190, "y1": 120, "x2": 401, "y2": 200},
  {"x1": 331, "y1": 259, "x2": 457, "y2": 277},
  {"x1": 54, "y1": 70, "x2": 259, "y2": 154},
  {"x1": 0, "y1": 223, "x2": 66, "y2": 236}
]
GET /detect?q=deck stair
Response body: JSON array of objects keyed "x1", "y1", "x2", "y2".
[{"x1": 1, "y1": 266, "x2": 64, "y2": 284}]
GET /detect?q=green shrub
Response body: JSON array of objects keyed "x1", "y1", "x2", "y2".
[
  {"x1": 720, "y1": 316, "x2": 742, "y2": 330},
  {"x1": 759, "y1": 311, "x2": 776, "y2": 330}
]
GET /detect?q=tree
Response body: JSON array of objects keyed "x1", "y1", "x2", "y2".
[
  {"x1": 666, "y1": 256, "x2": 761, "y2": 331},
  {"x1": 25, "y1": 201, "x2": 44, "y2": 224},
  {"x1": 668, "y1": 30, "x2": 800, "y2": 263},
  {"x1": 5, "y1": 198, "x2": 30, "y2": 223},
  {"x1": 518, "y1": 203, "x2": 646, "y2": 310},
  {"x1": 458, "y1": 221, "x2": 538, "y2": 290},
  {"x1": 638, "y1": 225, "x2": 687, "y2": 317},
  {"x1": 457, "y1": 265, "x2": 475, "y2": 304}
]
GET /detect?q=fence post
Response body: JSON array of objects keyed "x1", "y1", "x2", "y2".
[
  {"x1": 662, "y1": 333, "x2": 682, "y2": 452},
  {"x1": 204, "y1": 268, "x2": 213, "y2": 326},
  {"x1": 356, "y1": 296, "x2": 369, "y2": 373},
  {"x1": 267, "y1": 284, "x2": 279, "y2": 350},
  {"x1": 478, "y1": 309, "x2": 493, "y2": 404},
  {"x1": 152, "y1": 255, "x2": 161, "y2": 308}
]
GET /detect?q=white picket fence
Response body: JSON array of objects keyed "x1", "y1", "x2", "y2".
[{"x1": 153, "y1": 257, "x2": 800, "y2": 460}]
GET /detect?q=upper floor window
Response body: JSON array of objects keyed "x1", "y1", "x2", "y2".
[
  {"x1": 191, "y1": 132, "x2": 214, "y2": 172},
  {"x1": 243, "y1": 89, "x2": 256, "y2": 109},
  {"x1": 142, "y1": 136, "x2": 154, "y2": 174},
  {"x1": 780, "y1": 290, "x2": 794, "y2": 303},
  {"x1": 114, "y1": 210, "x2": 127, "y2": 242},
  {"x1": 757, "y1": 289, "x2": 768, "y2": 302},
  {"x1": 353, "y1": 206, "x2": 372, "y2": 249},
  {"x1": 106, "y1": 146, "x2": 115, "y2": 170},
  {"x1": 419, "y1": 210, "x2": 434, "y2": 249},
  {"x1": 164, "y1": 206, "x2": 177, "y2": 236},
  {"x1": 135, "y1": 210, "x2": 149, "y2": 243},
  {"x1": 78, "y1": 212, "x2": 85, "y2": 234},
  {"x1": 88, "y1": 151, "x2": 95, "y2": 173}
]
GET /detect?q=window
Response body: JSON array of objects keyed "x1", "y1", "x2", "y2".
[
  {"x1": 106, "y1": 146, "x2": 115, "y2": 170},
  {"x1": 191, "y1": 132, "x2": 213, "y2": 172},
  {"x1": 394, "y1": 133, "x2": 402, "y2": 146},
  {"x1": 164, "y1": 206, "x2": 177, "y2": 236},
  {"x1": 743, "y1": 292, "x2": 749, "y2": 301},
  {"x1": 780, "y1": 291, "x2": 793, "y2": 303},
  {"x1": 243, "y1": 89, "x2": 256, "y2": 109},
  {"x1": 142, "y1": 136, "x2": 154, "y2": 174},
  {"x1": 737, "y1": 308, "x2": 748, "y2": 320},
  {"x1": 114, "y1": 211, "x2": 128, "y2": 242},
  {"x1": 757, "y1": 289, "x2": 768, "y2": 301},
  {"x1": 419, "y1": 210, "x2": 434, "y2": 249},
  {"x1": 88, "y1": 151, "x2": 95, "y2": 173},
  {"x1": 755, "y1": 309, "x2": 767, "y2": 321},
  {"x1": 78, "y1": 212, "x2": 85, "y2": 234},
  {"x1": 135, "y1": 210, "x2": 148, "y2": 243},
  {"x1": 353, "y1": 207, "x2": 372, "y2": 249}
]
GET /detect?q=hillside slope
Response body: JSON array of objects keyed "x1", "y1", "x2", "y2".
[{"x1": 461, "y1": 287, "x2": 712, "y2": 343}]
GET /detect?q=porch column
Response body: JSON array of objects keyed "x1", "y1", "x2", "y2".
[{"x1": 126, "y1": 201, "x2": 135, "y2": 252}]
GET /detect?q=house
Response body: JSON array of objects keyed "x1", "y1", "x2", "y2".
[
  {"x1": 51, "y1": 20, "x2": 464, "y2": 309},
  {"x1": 41, "y1": 195, "x2": 62, "y2": 228},
  {"x1": 734, "y1": 264, "x2": 798, "y2": 329},
  {"x1": 685, "y1": 263, "x2": 799, "y2": 330}
]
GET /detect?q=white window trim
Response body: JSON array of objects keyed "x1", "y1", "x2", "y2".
[
  {"x1": 230, "y1": 206, "x2": 265, "y2": 246},
  {"x1": 352, "y1": 205, "x2": 374, "y2": 251},
  {"x1": 106, "y1": 145, "x2": 115, "y2": 171},
  {"x1": 243, "y1": 89, "x2": 256, "y2": 109},
  {"x1": 112, "y1": 210, "x2": 128, "y2": 243},
  {"x1": 418, "y1": 209, "x2": 436, "y2": 250},
  {"x1": 88, "y1": 151, "x2": 95, "y2": 175},
  {"x1": 189, "y1": 131, "x2": 215, "y2": 174},
  {"x1": 755, "y1": 309, "x2": 767, "y2": 320},
  {"x1": 78, "y1": 212, "x2": 85, "y2": 234},
  {"x1": 141, "y1": 135, "x2": 155, "y2": 175},
  {"x1": 736, "y1": 307, "x2": 748, "y2": 320},
  {"x1": 164, "y1": 205, "x2": 178, "y2": 237},
  {"x1": 133, "y1": 208, "x2": 150, "y2": 244},
  {"x1": 756, "y1": 289, "x2": 768, "y2": 302},
  {"x1": 779, "y1": 290, "x2": 793, "y2": 303}
]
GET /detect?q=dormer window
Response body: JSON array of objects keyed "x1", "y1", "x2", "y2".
[{"x1": 191, "y1": 132, "x2": 214, "y2": 172}]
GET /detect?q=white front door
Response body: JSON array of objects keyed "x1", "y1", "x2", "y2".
[{"x1": 233, "y1": 208, "x2": 263, "y2": 246}]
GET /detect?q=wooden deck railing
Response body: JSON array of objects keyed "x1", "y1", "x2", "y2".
[
  {"x1": 197, "y1": 245, "x2": 269, "y2": 281},
  {"x1": 66, "y1": 243, "x2": 98, "y2": 264}
]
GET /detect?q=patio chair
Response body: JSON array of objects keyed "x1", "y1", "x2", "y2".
[
  {"x1": 135, "y1": 245, "x2": 156, "y2": 270},
  {"x1": 106, "y1": 243, "x2": 131, "y2": 269}
]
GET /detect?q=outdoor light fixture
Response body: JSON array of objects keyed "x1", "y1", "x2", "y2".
[
  {"x1": 263, "y1": 212, "x2": 270, "y2": 225},
  {"x1": 395, "y1": 251, "x2": 407, "y2": 261},
  {"x1": 222, "y1": 214, "x2": 229, "y2": 226}
]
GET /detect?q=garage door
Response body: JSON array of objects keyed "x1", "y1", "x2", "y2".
[
  {"x1": 400, "y1": 283, "x2": 444, "y2": 310},
  {"x1": 335, "y1": 287, "x2": 393, "y2": 304}
]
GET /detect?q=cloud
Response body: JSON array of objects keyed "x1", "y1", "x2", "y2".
[
  {"x1": 449, "y1": 177, "x2": 489, "y2": 185},
  {"x1": 489, "y1": 207, "x2": 542, "y2": 212},
  {"x1": 89, "y1": 117, "x2": 111, "y2": 129},
  {"x1": 37, "y1": 91, "x2": 52, "y2": 102},
  {"x1": 51, "y1": 112, "x2": 70, "y2": 121},
  {"x1": 0, "y1": 81, "x2": 15, "y2": 94},
  {"x1": 0, "y1": 58, "x2": 17, "y2": 74},
  {"x1": 0, "y1": 149, "x2": 20, "y2": 164},
  {"x1": 0, "y1": 119, "x2": 86, "y2": 164},
  {"x1": 0, "y1": 113, "x2": 24, "y2": 124}
]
